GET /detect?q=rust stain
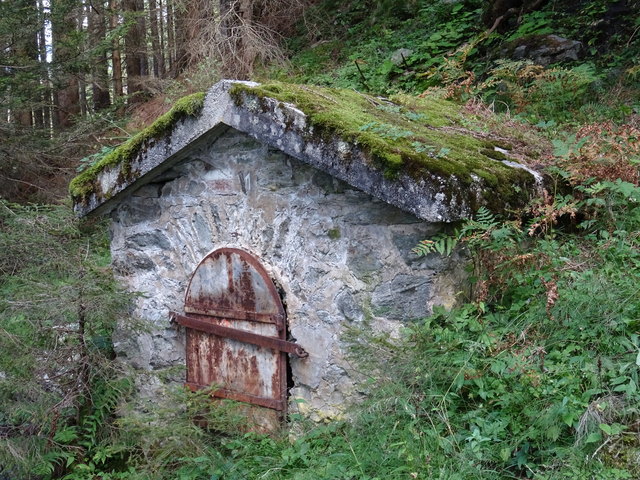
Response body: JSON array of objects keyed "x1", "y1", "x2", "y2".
[
  {"x1": 178, "y1": 248, "x2": 299, "y2": 422},
  {"x1": 184, "y1": 248, "x2": 285, "y2": 325}
]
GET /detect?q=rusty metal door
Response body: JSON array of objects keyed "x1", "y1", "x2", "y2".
[{"x1": 172, "y1": 248, "x2": 306, "y2": 431}]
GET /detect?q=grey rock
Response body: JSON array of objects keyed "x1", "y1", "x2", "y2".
[
  {"x1": 335, "y1": 290, "x2": 364, "y2": 322},
  {"x1": 113, "y1": 331, "x2": 153, "y2": 370},
  {"x1": 508, "y1": 34, "x2": 584, "y2": 66},
  {"x1": 191, "y1": 213, "x2": 213, "y2": 243},
  {"x1": 347, "y1": 245, "x2": 382, "y2": 278},
  {"x1": 512, "y1": 45, "x2": 528, "y2": 60},
  {"x1": 132, "y1": 184, "x2": 162, "y2": 198},
  {"x1": 391, "y1": 48, "x2": 413, "y2": 66},
  {"x1": 128, "y1": 252, "x2": 156, "y2": 271},
  {"x1": 372, "y1": 274, "x2": 432, "y2": 321},
  {"x1": 113, "y1": 198, "x2": 161, "y2": 226},
  {"x1": 312, "y1": 170, "x2": 336, "y2": 194},
  {"x1": 125, "y1": 230, "x2": 172, "y2": 250}
]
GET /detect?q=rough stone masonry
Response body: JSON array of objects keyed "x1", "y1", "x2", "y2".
[
  {"x1": 109, "y1": 127, "x2": 466, "y2": 420},
  {"x1": 72, "y1": 80, "x2": 543, "y2": 421}
]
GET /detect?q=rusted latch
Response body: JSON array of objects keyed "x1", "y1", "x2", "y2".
[{"x1": 170, "y1": 312, "x2": 309, "y2": 358}]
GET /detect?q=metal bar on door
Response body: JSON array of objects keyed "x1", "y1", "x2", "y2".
[{"x1": 171, "y1": 312, "x2": 308, "y2": 358}]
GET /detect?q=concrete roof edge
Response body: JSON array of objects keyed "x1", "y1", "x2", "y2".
[{"x1": 73, "y1": 80, "x2": 543, "y2": 222}]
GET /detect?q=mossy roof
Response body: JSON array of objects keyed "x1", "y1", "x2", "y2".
[
  {"x1": 70, "y1": 80, "x2": 543, "y2": 221},
  {"x1": 69, "y1": 92, "x2": 206, "y2": 200}
]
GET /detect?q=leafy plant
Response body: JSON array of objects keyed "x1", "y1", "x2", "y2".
[
  {"x1": 479, "y1": 60, "x2": 602, "y2": 123},
  {"x1": 0, "y1": 203, "x2": 130, "y2": 478},
  {"x1": 506, "y1": 10, "x2": 556, "y2": 40}
]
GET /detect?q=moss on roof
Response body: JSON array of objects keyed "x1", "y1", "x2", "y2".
[
  {"x1": 228, "y1": 83, "x2": 536, "y2": 203},
  {"x1": 69, "y1": 92, "x2": 206, "y2": 200},
  {"x1": 70, "y1": 82, "x2": 540, "y2": 214}
]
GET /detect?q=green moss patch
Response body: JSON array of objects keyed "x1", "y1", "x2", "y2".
[
  {"x1": 71, "y1": 82, "x2": 540, "y2": 213},
  {"x1": 69, "y1": 92, "x2": 206, "y2": 202},
  {"x1": 229, "y1": 82, "x2": 536, "y2": 203}
]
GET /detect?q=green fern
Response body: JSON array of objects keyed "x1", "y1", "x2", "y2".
[
  {"x1": 413, "y1": 207, "x2": 501, "y2": 257},
  {"x1": 462, "y1": 206, "x2": 498, "y2": 233},
  {"x1": 476, "y1": 206, "x2": 497, "y2": 226},
  {"x1": 40, "y1": 450, "x2": 76, "y2": 473},
  {"x1": 413, "y1": 231, "x2": 459, "y2": 257}
]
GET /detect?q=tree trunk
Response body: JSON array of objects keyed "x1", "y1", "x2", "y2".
[
  {"x1": 14, "y1": 111, "x2": 33, "y2": 127},
  {"x1": 158, "y1": 0, "x2": 167, "y2": 76},
  {"x1": 54, "y1": 82, "x2": 80, "y2": 128},
  {"x1": 109, "y1": 0, "x2": 124, "y2": 110},
  {"x1": 238, "y1": 0, "x2": 255, "y2": 77},
  {"x1": 123, "y1": 0, "x2": 148, "y2": 103},
  {"x1": 51, "y1": 0, "x2": 81, "y2": 128},
  {"x1": 173, "y1": 0, "x2": 188, "y2": 75},
  {"x1": 218, "y1": 0, "x2": 237, "y2": 66},
  {"x1": 14, "y1": 35, "x2": 34, "y2": 127},
  {"x1": 88, "y1": 0, "x2": 111, "y2": 110},
  {"x1": 35, "y1": 0, "x2": 50, "y2": 129},
  {"x1": 12, "y1": 0, "x2": 42, "y2": 127},
  {"x1": 41, "y1": 82, "x2": 52, "y2": 131},
  {"x1": 148, "y1": 0, "x2": 164, "y2": 77},
  {"x1": 173, "y1": 0, "x2": 215, "y2": 76},
  {"x1": 78, "y1": 5, "x2": 88, "y2": 117},
  {"x1": 166, "y1": 0, "x2": 176, "y2": 74},
  {"x1": 219, "y1": 0, "x2": 255, "y2": 79}
]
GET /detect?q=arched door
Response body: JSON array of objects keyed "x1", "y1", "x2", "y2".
[{"x1": 172, "y1": 248, "x2": 307, "y2": 430}]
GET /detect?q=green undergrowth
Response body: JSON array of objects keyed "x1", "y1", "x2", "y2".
[
  {"x1": 69, "y1": 92, "x2": 205, "y2": 202},
  {"x1": 281, "y1": 0, "x2": 640, "y2": 126},
  {"x1": 230, "y1": 82, "x2": 539, "y2": 209},
  {"x1": 46, "y1": 160, "x2": 640, "y2": 478},
  {"x1": 0, "y1": 203, "x2": 131, "y2": 478},
  {"x1": 283, "y1": 0, "x2": 485, "y2": 94},
  {"x1": 398, "y1": 196, "x2": 640, "y2": 477}
]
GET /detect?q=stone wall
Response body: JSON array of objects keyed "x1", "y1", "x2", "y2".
[{"x1": 109, "y1": 127, "x2": 465, "y2": 420}]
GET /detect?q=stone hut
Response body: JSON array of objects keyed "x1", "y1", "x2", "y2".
[{"x1": 71, "y1": 80, "x2": 543, "y2": 427}]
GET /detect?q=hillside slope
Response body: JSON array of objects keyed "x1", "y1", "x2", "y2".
[{"x1": 1, "y1": 0, "x2": 640, "y2": 478}]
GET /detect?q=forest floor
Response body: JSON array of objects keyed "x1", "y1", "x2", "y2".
[{"x1": 2, "y1": 0, "x2": 640, "y2": 478}]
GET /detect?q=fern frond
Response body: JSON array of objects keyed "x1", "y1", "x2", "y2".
[
  {"x1": 475, "y1": 207, "x2": 499, "y2": 229},
  {"x1": 413, "y1": 230, "x2": 459, "y2": 257}
]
